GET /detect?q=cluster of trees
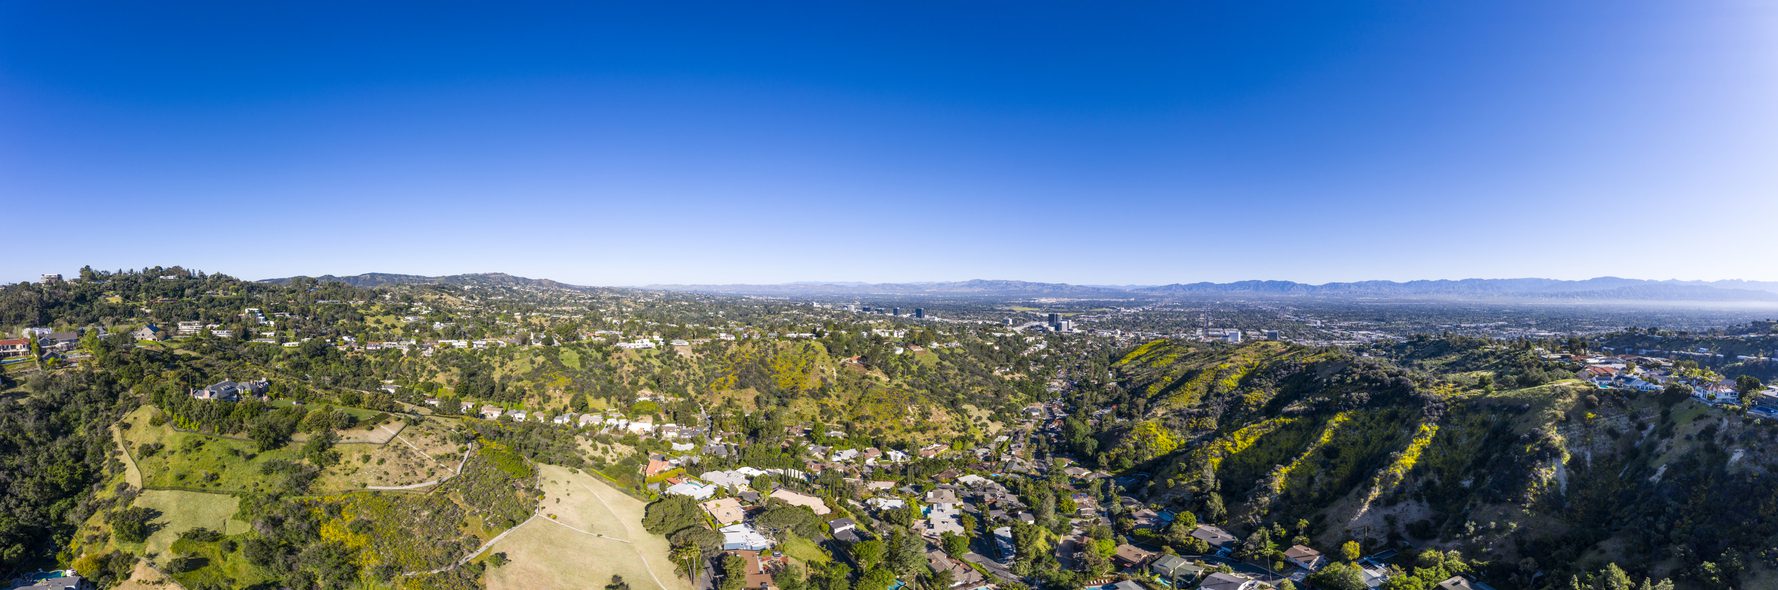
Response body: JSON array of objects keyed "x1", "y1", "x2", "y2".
[
  {"x1": 1304, "y1": 549, "x2": 1468, "y2": 590},
  {"x1": 0, "y1": 370, "x2": 130, "y2": 571}
]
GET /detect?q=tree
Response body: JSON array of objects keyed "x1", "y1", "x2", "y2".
[
  {"x1": 921, "y1": 567, "x2": 955, "y2": 590},
  {"x1": 644, "y1": 496, "x2": 706, "y2": 536},
  {"x1": 672, "y1": 542, "x2": 705, "y2": 583},
  {"x1": 1341, "y1": 540, "x2": 1362, "y2": 562},
  {"x1": 108, "y1": 506, "x2": 160, "y2": 543},
  {"x1": 1659, "y1": 383, "x2": 1693, "y2": 406},
  {"x1": 1308, "y1": 562, "x2": 1368, "y2": 590},
  {"x1": 606, "y1": 575, "x2": 632, "y2": 590},
  {"x1": 858, "y1": 568, "x2": 897, "y2": 590},
  {"x1": 248, "y1": 411, "x2": 299, "y2": 451},
  {"x1": 851, "y1": 539, "x2": 887, "y2": 572},
  {"x1": 720, "y1": 554, "x2": 748, "y2": 590},
  {"x1": 1567, "y1": 563, "x2": 1672, "y2": 590},
  {"x1": 940, "y1": 532, "x2": 969, "y2": 557},
  {"x1": 1737, "y1": 375, "x2": 1764, "y2": 396}
]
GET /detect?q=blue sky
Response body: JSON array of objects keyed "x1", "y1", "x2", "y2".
[{"x1": 3, "y1": 1, "x2": 1775, "y2": 285}]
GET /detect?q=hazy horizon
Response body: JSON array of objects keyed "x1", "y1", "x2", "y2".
[
  {"x1": 15, "y1": 266, "x2": 1778, "y2": 290},
  {"x1": 5, "y1": 2, "x2": 1776, "y2": 285}
]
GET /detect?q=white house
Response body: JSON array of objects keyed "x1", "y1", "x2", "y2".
[
  {"x1": 664, "y1": 481, "x2": 716, "y2": 500},
  {"x1": 719, "y1": 523, "x2": 774, "y2": 551}
]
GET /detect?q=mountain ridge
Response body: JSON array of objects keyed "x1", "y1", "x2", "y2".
[
  {"x1": 652, "y1": 276, "x2": 1778, "y2": 302},
  {"x1": 259, "y1": 273, "x2": 1778, "y2": 303}
]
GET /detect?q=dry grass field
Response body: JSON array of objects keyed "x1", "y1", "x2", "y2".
[{"x1": 482, "y1": 464, "x2": 684, "y2": 590}]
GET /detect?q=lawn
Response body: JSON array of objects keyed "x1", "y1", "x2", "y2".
[
  {"x1": 483, "y1": 464, "x2": 683, "y2": 590},
  {"x1": 118, "y1": 406, "x2": 305, "y2": 494},
  {"x1": 781, "y1": 533, "x2": 830, "y2": 564},
  {"x1": 133, "y1": 489, "x2": 248, "y2": 562}
]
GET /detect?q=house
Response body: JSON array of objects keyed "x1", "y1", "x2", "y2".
[
  {"x1": 191, "y1": 379, "x2": 269, "y2": 402},
  {"x1": 770, "y1": 489, "x2": 831, "y2": 515},
  {"x1": 480, "y1": 406, "x2": 503, "y2": 420},
  {"x1": 702, "y1": 497, "x2": 747, "y2": 525},
  {"x1": 1359, "y1": 562, "x2": 1392, "y2": 589},
  {"x1": 924, "y1": 502, "x2": 964, "y2": 537},
  {"x1": 831, "y1": 517, "x2": 863, "y2": 543},
  {"x1": 1190, "y1": 525, "x2": 1239, "y2": 549},
  {"x1": 927, "y1": 550, "x2": 985, "y2": 588},
  {"x1": 1149, "y1": 554, "x2": 1205, "y2": 586},
  {"x1": 926, "y1": 488, "x2": 961, "y2": 506},
  {"x1": 6, "y1": 569, "x2": 91, "y2": 590},
  {"x1": 720, "y1": 523, "x2": 774, "y2": 551},
  {"x1": 1284, "y1": 544, "x2": 1324, "y2": 571},
  {"x1": 665, "y1": 481, "x2": 716, "y2": 500},
  {"x1": 43, "y1": 332, "x2": 80, "y2": 353},
  {"x1": 727, "y1": 549, "x2": 788, "y2": 590},
  {"x1": 866, "y1": 497, "x2": 906, "y2": 511},
  {"x1": 1437, "y1": 577, "x2": 1476, "y2": 590},
  {"x1": 993, "y1": 526, "x2": 1016, "y2": 561},
  {"x1": 703, "y1": 470, "x2": 755, "y2": 490},
  {"x1": 1576, "y1": 365, "x2": 1618, "y2": 381},
  {"x1": 1112, "y1": 544, "x2": 1155, "y2": 569},
  {"x1": 1083, "y1": 581, "x2": 1143, "y2": 590},
  {"x1": 1199, "y1": 572, "x2": 1260, "y2": 590},
  {"x1": 175, "y1": 321, "x2": 204, "y2": 336},
  {"x1": 0, "y1": 338, "x2": 30, "y2": 359},
  {"x1": 130, "y1": 324, "x2": 163, "y2": 342}
]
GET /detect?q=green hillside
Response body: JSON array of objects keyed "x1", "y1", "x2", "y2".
[{"x1": 1068, "y1": 338, "x2": 1778, "y2": 586}]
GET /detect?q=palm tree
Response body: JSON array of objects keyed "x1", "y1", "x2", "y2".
[{"x1": 672, "y1": 542, "x2": 705, "y2": 584}]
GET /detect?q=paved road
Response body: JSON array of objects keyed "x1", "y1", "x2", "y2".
[{"x1": 961, "y1": 551, "x2": 1018, "y2": 582}]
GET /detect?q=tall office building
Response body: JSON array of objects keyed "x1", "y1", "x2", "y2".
[{"x1": 913, "y1": 308, "x2": 925, "y2": 319}]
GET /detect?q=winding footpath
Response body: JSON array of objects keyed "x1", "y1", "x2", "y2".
[
  {"x1": 366, "y1": 441, "x2": 474, "y2": 491},
  {"x1": 573, "y1": 479, "x2": 675, "y2": 590},
  {"x1": 401, "y1": 512, "x2": 543, "y2": 577}
]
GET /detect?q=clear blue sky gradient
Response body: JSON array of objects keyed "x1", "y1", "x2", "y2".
[{"x1": 3, "y1": 1, "x2": 1775, "y2": 285}]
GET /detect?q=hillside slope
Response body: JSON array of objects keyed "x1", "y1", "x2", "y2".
[{"x1": 1071, "y1": 339, "x2": 1778, "y2": 587}]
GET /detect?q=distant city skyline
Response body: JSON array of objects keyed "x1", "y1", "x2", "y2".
[{"x1": 4, "y1": 2, "x2": 1776, "y2": 285}]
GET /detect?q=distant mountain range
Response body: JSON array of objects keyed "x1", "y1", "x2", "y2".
[
  {"x1": 264, "y1": 273, "x2": 1778, "y2": 303},
  {"x1": 653, "y1": 277, "x2": 1778, "y2": 303},
  {"x1": 1133, "y1": 277, "x2": 1778, "y2": 302},
  {"x1": 261, "y1": 272, "x2": 582, "y2": 290},
  {"x1": 644, "y1": 279, "x2": 1138, "y2": 299}
]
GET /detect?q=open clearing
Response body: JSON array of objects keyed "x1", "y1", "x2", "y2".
[
  {"x1": 114, "y1": 560, "x2": 181, "y2": 590},
  {"x1": 119, "y1": 405, "x2": 467, "y2": 493},
  {"x1": 134, "y1": 490, "x2": 248, "y2": 562},
  {"x1": 482, "y1": 464, "x2": 683, "y2": 590},
  {"x1": 320, "y1": 418, "x2": 464, "y2": 490}
]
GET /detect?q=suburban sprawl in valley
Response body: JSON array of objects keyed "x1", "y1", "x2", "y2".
[{"x1": 7, "y1": 269, "x2": 1778, "y2": 590}]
